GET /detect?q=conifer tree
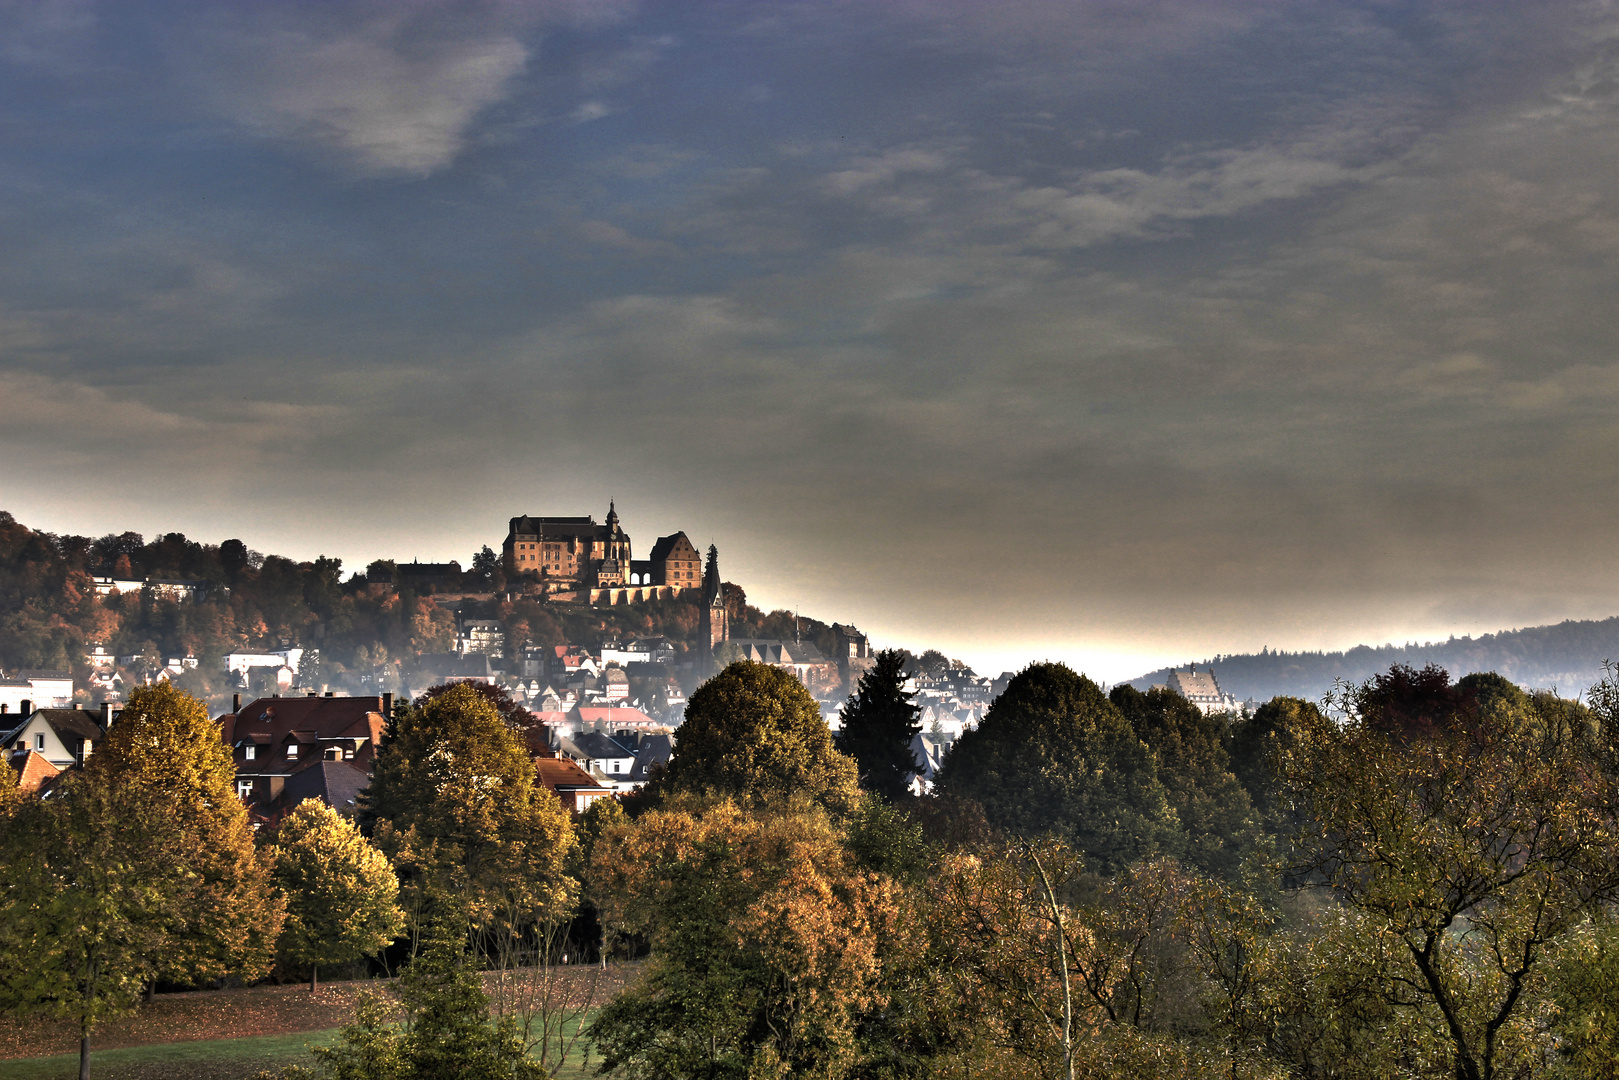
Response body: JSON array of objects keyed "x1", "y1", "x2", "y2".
[
  {"x1": 269, "y1": 799, "x2": 404, "y2": 993},
  {"x1": 836, "y1": 649, "x2": 923, "y2": 803}
]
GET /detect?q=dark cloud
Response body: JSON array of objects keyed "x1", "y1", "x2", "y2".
[{"x1": 4, "y1": 1, "x2": 1619, "y2": 678}]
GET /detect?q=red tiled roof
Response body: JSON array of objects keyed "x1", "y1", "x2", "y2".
[{"x1": 10, "y1": 751, "x2": 60, "y2": 794}]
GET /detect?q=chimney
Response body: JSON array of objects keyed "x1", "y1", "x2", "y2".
[
  {"x1": 382, "y1": 692, "x2": 393, "y2": 719},
  {"x1": 19, "y1": 699, "x2": 31, "y2": 716},
  {"x1": 324, "y1": 691, "x2": 334, "y2": 698},
  {"x1": 101, "y1": 700, "x2": 114, "y2": 728},
  {"x1": 232, "y1": 693, "x2": 241, "y2": 713}
]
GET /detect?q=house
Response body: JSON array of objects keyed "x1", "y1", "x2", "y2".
[
  {"x1": 394, "y1": 561, "x2": 464, "y2": 593},
  {"x1": 560, "y1": 731, "x2": 638, "y2": 783},
  {"x1": 724, "y1": 639, "x2": 840, "y2": 696},
  {"x1": 573, "y1": 705, "x2": 660, "y2": 733},
  {"x1": 534, "y1": 756, "x2": 613, "y2": 814},
  {"x1": 85, "y1": 645, "x2": 115, "y2": 669},
  {"x1": 224, "y1": 648, "x2": 305, "y2": 678},
  {"x1": 91, "y1": 577, "x2": 207, "y2": 602},
  {"x1": 457, "y1": 619, "x2": 503, "y2": 658},
  {"x1": 1, "y1": 704, "x2": 112, "y2": 770},
  {"x1": 627, "y1": 732, "x2": 674, "y2": 785},
  {"x1": 0, "y1": 670, "x2": 74, "y2": 712},
  {"x1": 1163, "y1": 667, "x2": 1240, "y2": 715},
  {"x1": 218, "y1": 693, "x2": 390, "y2": 823}
]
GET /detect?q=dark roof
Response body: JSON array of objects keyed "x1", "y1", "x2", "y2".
[
  {"x1": 397, "y1": 562, "x2": 462, "y2": 576},
  {"x1": 727, "y1": 639, "x2": 829, "y2": 665},
  {"x1": 629, "y1": 734, "x2": 674, "y2": 782},
  {"x1": 276, "y1": 760, "x2": 371, "y2": 814},
  {"x1": 507, "y1": 516, "x2": 610, "y2": 541},
  {"x1": 647, "y1": 532, "x2": 696, "y2": 562},
  {"x1": 17, "y1": 670, "x2": 72, "y2": 681},
  {"x1": 571, "y1": 731, "x2": 636, "y2": 759},
  {"x1": 415, "y1": 654, "x2": 494, "y2": 679},
  {"x1": 36, "y1": 709, "x2": 107, "y2": 745},
  {"x1": 218, "y1": 696, "x2": 387, "y2": 768}
]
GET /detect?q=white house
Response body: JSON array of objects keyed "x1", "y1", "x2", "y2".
[
  {"x1": 0, "y1": 670, "x2": 74, "y2": 713},
  {"x1": 1, "y1": 706, "x2": 110, "y2": 770},
  {"x1": 224, "y1": 648, "x2": 306, "y2": 677}
]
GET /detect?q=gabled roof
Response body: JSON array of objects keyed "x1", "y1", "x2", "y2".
[
  {"x1": 534, "y1": 756, "x2": 606, "y2": 791},
  {"x1": 574, "y1": 706, "x2": 656, "y2": 728},
  {"x1": 17, "y1": 669, "x2": 72, "y2": 681},
  {"x1": 647, "y1": 532, "x2": 696, "y2": 561},
  {"x1": 276, "y1": 760, "x2": 371, "y2": 814},
  {"x1": 507, "y1": 516, "x2": 609, "y2": 541},
  {"x1": 9, "y1": 750, "x2": 60, "y2": 794},
  {"x1": 571, "y1": 731, "x2": 636, "y2": 760},
  {"x1": 2, "y1": 709, "x2": 105, "y2": 749},
  {"x1": 219, "y1": 696, "x2": 387, "y2": 768}
]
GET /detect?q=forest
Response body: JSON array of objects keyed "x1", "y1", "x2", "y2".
[{"x1": 4, "y1": 657, "x2": 1619, "y2": 1080}]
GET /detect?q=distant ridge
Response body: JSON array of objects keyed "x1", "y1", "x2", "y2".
[{"x1": 1126, "y1": 616, "x2": 1619, "y2": 704}]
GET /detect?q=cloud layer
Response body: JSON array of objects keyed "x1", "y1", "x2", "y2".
[{"x1": 5, "y1": 1, "x2": 1619, "y2": 677}]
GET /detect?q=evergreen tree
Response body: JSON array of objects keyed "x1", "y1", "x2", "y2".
[
  {"x1": 269, "y1": 799, "x2": 405, "y2": 993},
  {"x1": 836, "y1": 649, "x2": 922, "y2": 803}
]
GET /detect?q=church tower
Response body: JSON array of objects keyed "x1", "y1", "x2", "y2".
[{"x1": 698, "y1": 544, "x2": 728, "y2": 678}]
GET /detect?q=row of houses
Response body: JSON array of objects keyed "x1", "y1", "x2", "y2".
[{"x1": 2, "y1": 687, "x2": 679, "y2": 829}]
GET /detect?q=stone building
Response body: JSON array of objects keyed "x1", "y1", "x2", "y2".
[
  {"x1": 698, "y1": 545, "x2": 728, "y2": 678},
  {"x1": 504, "y1": 503, "x2": 632, "y2": 591},
  {"x1": 1163, "y1": 666, "x2": 1241, "y2": 715}
]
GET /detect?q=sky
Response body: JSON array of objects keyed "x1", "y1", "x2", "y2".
[{"x1": 6, "y1": 1, "x2": 1619, "y2": 682}]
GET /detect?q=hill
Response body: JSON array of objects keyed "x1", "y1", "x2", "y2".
[{"x1": 1127, "y1": 618, "x2": 1619, "y2": 703}]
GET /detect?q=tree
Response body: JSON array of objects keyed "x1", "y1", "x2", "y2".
[
  {"x1": 587, "y1": 796, "x2": 907, "y2": 1080},
  {"x1": 1286, "y1": 671, "x2": 1619, "y2": 1080},
  {"x1": 361, "y1": 683, "x2": 577, "y2": 944},
  {"x1": 269, "y1": 799, "x2": 405, "y2": 993},
  {"x1": 0, "y1": 682, "x2": 283, "y2": 1080},
  {"x1": 1228, "y1": 696, "x2": 1324, "y2": 822},
  {"x1": 1109, "y1": 684, "x2": 1258, "y2": 878},
  {"x1": 836, "y1": 649, "x2": 922, "y2": 803},
  {"x1": 658, "y1": 660, "x2": 860, "y2": 813},
  {"x1": 935, "y1": 663, "x2": 1177, "y2": 873}
]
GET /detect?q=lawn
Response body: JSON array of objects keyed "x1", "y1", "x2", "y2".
[{"x1": 0, "y1": 1014, "x2": 601, "y2": 1080}]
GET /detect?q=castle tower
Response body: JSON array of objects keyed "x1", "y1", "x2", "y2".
[{"x1": 698, "y1": 544, "x2": 728, "y2": 678}]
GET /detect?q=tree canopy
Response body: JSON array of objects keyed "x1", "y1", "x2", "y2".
[
  {"x1": 657, "y1": 660, "x2": 860, "y2": 813},
  {"x1": 935, "y1": 663, "x2": 1176, "y2": 872},
  {"x1": 269, "y1": 799, "x2": 404, "y2": 992},
  {"x1": 362, "y1": 682, "x2": 577, "y2": 937}
]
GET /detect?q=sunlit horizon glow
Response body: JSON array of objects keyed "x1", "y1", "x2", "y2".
[{"x1": 7, "y1": 2, "x2": 1619, "y2": 679}]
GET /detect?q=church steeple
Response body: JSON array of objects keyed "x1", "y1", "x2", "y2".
[{"x1": 606, "y1": 500, "x2": 620, "y2": 535}]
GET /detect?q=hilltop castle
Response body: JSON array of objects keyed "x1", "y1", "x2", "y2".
[{"x1": 502, "y1": 503, "x2": 703, "y2": 605}]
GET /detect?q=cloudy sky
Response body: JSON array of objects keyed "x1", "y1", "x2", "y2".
[{"x1": 5, "y1": 0, "x2": 1619, "y2": 679}]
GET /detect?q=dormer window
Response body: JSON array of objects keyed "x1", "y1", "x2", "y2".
[
  {"x1": 244, "y1": 744, "x2": 257, "y2": 761},
  {"x1": 287, "y1": 744, "x2": 298, "y2": 758}
]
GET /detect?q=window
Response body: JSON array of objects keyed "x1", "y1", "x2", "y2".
[
  {"x1": 237, "y1": 780, "x2": 253, "y2": 799},
  {"x1": 244, "y1": 744, "x2": 257, "y2": 760},
  {"x1": 34, "y1": 733, "x2": 44, "y2": 750},
  {"x1": 345, "y1": 747, "x2": 355, "y2": 759},
  {"x1": 287, "y1": 743, "x2": 299, "y2": 758}
]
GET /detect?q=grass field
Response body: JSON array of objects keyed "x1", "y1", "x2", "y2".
[
  {"x1": 0, "y1": 964, "x2": 628, "y2": 1080},
  {"x1": 0, "y1": 1015, "x2": 600, "y2": 1080}
]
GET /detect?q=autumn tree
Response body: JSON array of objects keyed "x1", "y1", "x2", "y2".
[
  {"x1": 836, "y1": 649, "x2": 923, "y2": 803},
  {"x1": 587, "y1": 796, "x2": 906, "y2": 1079},
  {"x1": 1286, "y1": 671, "x2": 1619, "y2": 1080},
  {"x1": 658, "y1": 660, "x2": 860, "y2": 813},
  {"x1": 936, "y1": 663, "x2": 1177, "y2": 873},
  {"x1": 361, "y1": 682, "x2": 577, "y2": 947},
  {"x1": 269, "y1": 799, "x2": 405, "y2": 993},
  {"x1": 0, "y1": 682, "x2": 282, "y2": 1080}
]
